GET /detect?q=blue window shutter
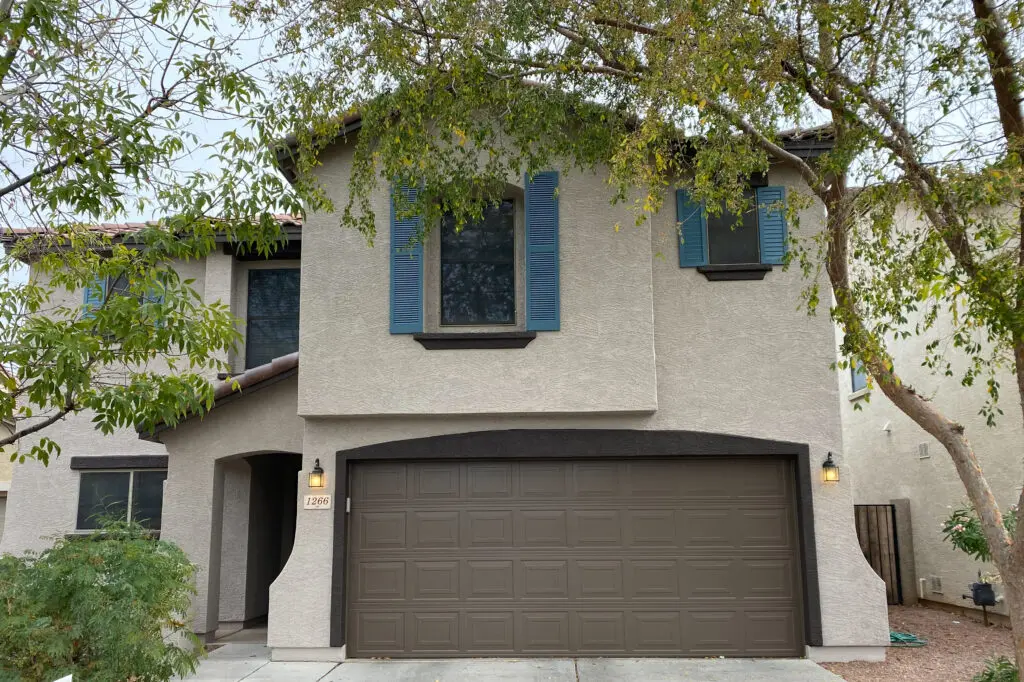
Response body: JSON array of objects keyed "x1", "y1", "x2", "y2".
[
  {"x1": 390, "y1": 182, "x2": 424, "y2": 334},
  {"x1": 525, "y1": 171, "x2": 560, "y2": 331},
  {"x1": 757, "y1": 185, "x2": 788, "y2": 265},
  {"x1": 82, "y1": 276, "x2": 106, "y2": 319},
  {"x1": 676, "y1": 189, "x2": 707, "y2": 267}
]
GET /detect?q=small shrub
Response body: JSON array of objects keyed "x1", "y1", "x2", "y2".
[
  {"x1": 973, "y1": 656, "x2": 1021, "y2": 682},
  {"x1": 0, "y1": 521, "x2": 203, "y2": 682},
  {"x1": 942, "y1": 504, "x2": 1018, "y2": 564}
]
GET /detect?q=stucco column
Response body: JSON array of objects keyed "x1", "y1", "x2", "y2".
[
  {"x1": 891, "y1": 498, "x2": 918, "y2": 606},
  {"x1": 162, "y1": 455, "x2": 226, "y2": 638},
  {"x1": 267, "y1": 451, "x2": 339, "y2": 659},
  {"x1": 203, "y1": 250, "x2": 235, "y2": 371},
  {"x1": 218, "y1": 460, "x2": 252, "y2": 622}
]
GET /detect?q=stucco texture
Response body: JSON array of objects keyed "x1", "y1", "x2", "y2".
[
  {"x1": 297, "y1": 145, "x2": 658, "y2": 416},
  {"x1": 839, "y1": 210, "x2": 1023, "y2": 616},
  {"x1": 265, "y1": 157, "x2": 888, "y2": 653}
]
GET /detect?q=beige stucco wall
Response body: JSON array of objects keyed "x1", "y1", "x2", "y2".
[
  {"x1": 264, "y1": 155, "x2": 889, "y2": 652},
  {"x1": 839, "y1": 210, "x2": 1023, "y2": 615},
  {"x1": 298, "y1": 145, "x2": 659, "y2": 416}
]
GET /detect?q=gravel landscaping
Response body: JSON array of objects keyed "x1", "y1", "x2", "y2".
[{"x1": 823, "y1": 604, "x2": 1015, "y2": 682}]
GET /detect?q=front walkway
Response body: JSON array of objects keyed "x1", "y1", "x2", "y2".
[{"x1": 181, "y1": 642, "x2": 845, "y2": 681}]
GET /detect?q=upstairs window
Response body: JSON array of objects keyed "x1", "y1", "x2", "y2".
[
  {"x1": 76, "y1": 469, "x2": 167, "y2": 530},
  {"x1": 246, "y1": 268, "x2": 300, "y2": 368},
  {"x1": 706, "y1": 189, "x2": 760, "y2": 265},
  {"x1": 440, "y1": 199, "x2": 516, "y2": 326},
  {"x1": 851, "y1": 359, "x2": 868, "y2": 393}
]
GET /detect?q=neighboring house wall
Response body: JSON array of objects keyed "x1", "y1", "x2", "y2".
[
  {"x1": 0, "y1": 256, "x2": 207, "y2": 555},
  {"x1": 839, "y1": 208, "x2": 1024, "y2": 617},
  {"x1": 252, "y1": 139, "x2": 888, "y2": 655}
]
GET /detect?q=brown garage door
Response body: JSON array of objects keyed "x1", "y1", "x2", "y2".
[{"x1": 346, "y1": 457, "x2": 803, "y2": 657}]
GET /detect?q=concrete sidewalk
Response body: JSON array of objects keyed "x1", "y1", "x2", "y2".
[{"x1": 181, "y1": 643, "x2": 845, "y2": 681}]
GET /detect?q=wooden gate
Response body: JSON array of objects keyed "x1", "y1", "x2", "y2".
[{"x1": 855, "y1": 504, "x2": 903, "y2": 605}]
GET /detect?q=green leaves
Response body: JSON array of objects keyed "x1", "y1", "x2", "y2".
[
  {"x1": 943, "y1": 504, "x2": 1019, "y2": 564},
  {"x1": 0, "y1": 520, "x2": 202, "y2": 682}
]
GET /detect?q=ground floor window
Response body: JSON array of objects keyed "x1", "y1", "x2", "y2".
[{"x1": 76, "y1": 469, "x2": 167, "y2": 530}]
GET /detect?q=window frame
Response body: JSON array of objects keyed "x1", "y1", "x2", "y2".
[
  {"x1": 75, "y1": 468, "x2": 168, "y2": 532},
  {"x1": 423, "y1": 190, "x2": 527, "y2": 333}
]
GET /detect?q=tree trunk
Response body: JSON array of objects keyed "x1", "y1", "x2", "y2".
[{"x1": 1002, "y1": 567, "x2": 1024, "y2": 672}]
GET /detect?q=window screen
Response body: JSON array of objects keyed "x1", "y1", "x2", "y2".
[
  {"x1": 441, "y1": 200, "x2": 515, "y2": 325},
  {"x1": 707, "y1": 189, "x2": 760, "y2": 265},
  {"x1": 77, "y1": 471, "x2": 130, "y2": 529},
  {"x1": 851, "y1": 360, "x2": 868, "y2": 392},
  {"x1": 246, "y1": 269, "x2": 300, "y2": 368},
  {"x1": 131, "y1": 470, "x2": 168, "y2": 529}
]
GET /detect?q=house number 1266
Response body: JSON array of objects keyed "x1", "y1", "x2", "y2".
[{"x1": 303, "y1": 495, "x2": 332, "y2": 510}]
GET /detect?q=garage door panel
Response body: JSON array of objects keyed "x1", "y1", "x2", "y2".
[
  {"x1": 571, "y1": 510, "x2": 623, "y2": 546},
  {"x1": 744, "y1": 609, "x2": 800, "y2": 654},
  {"x1": 354, "y1": 612, "x2": 405, "y2": 653},
  {"x1": 629, "y1": 611, "x2": 683, "y2": 651},
  {"x1": 467, "y1": 463, "x2": 514, "y2": 498},
  {"x1": 409, "y1": 511, "x2": 459, "y2": 549},
  {"x1": 463, "y1": 510, "x2": 514, "y2": 547},
  {"x1": 684, "y1": 610, "x2": 742, "y2": 655},
  {"x1": 626, "y1": 510, "x2": 679, "y2": 547},
  {"x1": 571, "y1": 462, "x2": 622, "y2": 497},
  {"x1": 518, "y1": 611, "x2": 571, "y2": 652},
  {"x1": 463, "y1": 612, "x2": 515, "y2": 652},
  {"x1": 464, "y1": 560, "x2": 514, "y2": 599},
  {"x1": 516, "y1": 509, "x2": 569, "y2": 546},
  {"x1": 354, "y1": 512, "x2": 406, "y2": 551},
  {"x1": 741, "y1": 558, "x2": 796, "y2": 600},
  {"x1": 412, "y1": 464, "x2": 460, "y2": 499},
  {"x1": 409, "y1": 612, "x2": 459, "y2": 652},
  {"x1": 357, "y1": 464, "x2": 408, "y2": 501},
  {"x1": 577, "y1": 612, "x2": 626, "y2": 653},
  {"x1": 347, "y1": 457, "x2": 803, "y2": 657},
  {"x1": 627, "y1": 559, "x2": 681, "y2": 600},
  {"x1": 519, "y1": 560, "x2": 569, "y2": 599},
  {"x1": 738, "y1": 507, "x2": 792, "y2": 548},
  {"x1": 356, "y1": 561, "x2": 406, "y2": 601},
  {"x1": 574, "y1": 560, "x2": 625, "y2": 600},
  {"x1": 409, "y1": 561, "x2": 459, "y2": 600},
  {"x1": 519, "y1": 463, "x2": 569, "y2": 497}
]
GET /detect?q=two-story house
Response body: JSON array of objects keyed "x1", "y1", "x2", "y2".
[{"x1": 0, "y1": 121, "x2": 889, "y2": 663}]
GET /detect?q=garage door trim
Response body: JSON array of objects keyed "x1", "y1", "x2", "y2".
[{"x1": 330, "y1": 429, "x2": 821, "y2": 651}]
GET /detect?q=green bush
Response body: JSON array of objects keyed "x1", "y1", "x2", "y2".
[
  {"x1": 942, "y1": 504, "x2": 1018, "y2": 563},
  {"x1": 973, "y1": 657, "x2": 1021, "y2": 682},
  {"x1": 0, "y1": 521, "x2": 203, "y2": 682}
]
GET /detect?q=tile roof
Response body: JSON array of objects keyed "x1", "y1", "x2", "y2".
[
  {"x1": 138, "y1": 351, "x2": 299, "y2": 441},
  {"x1": 0, "y1": 215, "x2": 302, "y2": 243}
]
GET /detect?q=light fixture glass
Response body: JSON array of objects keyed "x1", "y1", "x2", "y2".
[
  {"x1": 822, "y1": 452, "x2": 840, "y2": 483},
  {"x1": 308, "y1": 458, "x2": 326, "y2": 489}
]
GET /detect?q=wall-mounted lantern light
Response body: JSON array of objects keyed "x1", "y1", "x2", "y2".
[
  {"x1": 822, "y1": 452, "x2": 840, "y2": 483},
  {"x1": 309, "y1": 459, "x2": 326, "y2": 489}
]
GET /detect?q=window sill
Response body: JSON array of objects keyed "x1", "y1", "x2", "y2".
[
  {"x1": 414, "y1": 331, "x2": 537, "y2": 349},
  {"x1": 849, "y1": 388, "x2": 871, "y2": 402},
  {"x1": 697, "y1": 264, "x2": 772, "y2": 281}
]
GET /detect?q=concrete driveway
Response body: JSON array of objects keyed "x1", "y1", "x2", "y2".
[{"x1": 182, "y1": 643, "x2": 845, "y2": 681}]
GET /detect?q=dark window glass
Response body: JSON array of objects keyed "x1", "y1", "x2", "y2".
[
  {"x1": 246, "y1": 269, "x2": 300, "y2": 368},
  {"x1": 707, "y1": 190, "x2": 760, "y2": 265},
  {"x1": 131, "y1": 470, "x2": 168, "y2": 530},
  {"x1": 851, "y1": 360, "x2": 868, "y2": 392},
  {"x1": 108, "y1": 273, "x2": 132, "y2": 298},
  {"x1": 77, "y1": 472, "x2": 130, "y2": 529},
  {"x1": 441, "y1": 200, "x2": 515, "y2": 325}
]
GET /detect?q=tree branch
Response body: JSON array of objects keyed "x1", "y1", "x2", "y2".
[{"x1": 0, "y1": 403, "x2": 73, "y2": 448}]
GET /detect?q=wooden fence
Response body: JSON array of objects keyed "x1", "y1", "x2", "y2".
[{"x1": 854, "y1": 503, "x2": 903, "y2": 605}]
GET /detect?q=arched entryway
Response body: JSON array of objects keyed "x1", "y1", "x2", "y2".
[{"x1": 216, "y1": 452, "x2": 302, "y2": 639}]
